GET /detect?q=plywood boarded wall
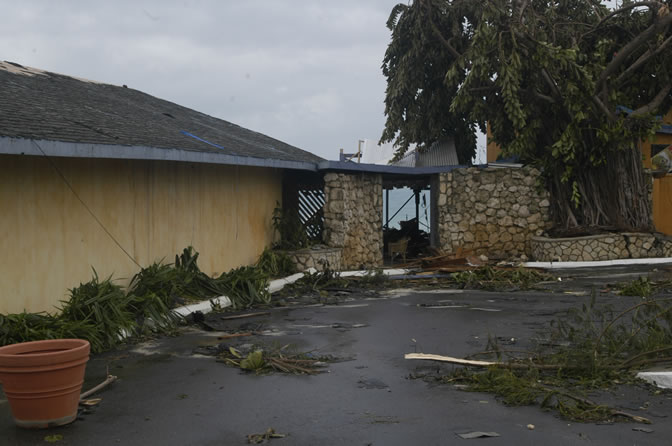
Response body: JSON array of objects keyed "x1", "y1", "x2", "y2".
[{"x1": 0, "y1": 155, "x2": 282, "y2": 314}]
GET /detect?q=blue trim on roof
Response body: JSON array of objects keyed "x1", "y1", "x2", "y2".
[
  {"x1": 617, "y1": 105, "x2": 669, "y2": 123},
  {"x1": 180, "y1": 130, "x2": 231, "y2": 152},
  {"x1": 0, "y1": 137, "x2": 319, "y2": 171}
]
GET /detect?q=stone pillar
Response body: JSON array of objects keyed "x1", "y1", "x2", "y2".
[{"x1": 323, "y1": 172, "x2": 383, "y2": 269}]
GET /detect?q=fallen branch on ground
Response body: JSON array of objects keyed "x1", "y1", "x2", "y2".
[
  {"x1": 80, "y1": 375, "x2": 118, "y2": 400},
  {"x1": 220, "y1": 311, "x2": 270, "y2": 320},
  {"x1": 404, "y1": 353, "x2": 560, "y2": 370},
  {"x1": 217, "y1": 332, "x2": 256, "y2": 340}
]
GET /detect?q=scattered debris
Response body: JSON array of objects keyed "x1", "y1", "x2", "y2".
[
  {"x1": 79, "y1": 398, "x2": 102, "y2": 407},
  {"x1": 632, "y1": 427, "x2": 654, "y2": 433},
  {"x1": 217, "y1": 345, "x2": 332, "y2": 375},
  {"x1": 526, "y1": 424, "x2": 535, "y2": 430},
  {"x1": 407, "y1": 291, "x2": 672, "y2": 423},
  {"x1": 451, "y1": 266, "x2": 553, "y2": 291},
  {"x1": 43, "y1": 435, "x2": 64, "y2": 443},
  {"x1": 617, "y1": 276, "x2": 672, "y2": 298},
  {"x1": 456, "y1": 431, "x2": 500, "y2": 439},
  {"x1": 618, "y1": 277, "x2": 654, "y2": 297},
  {"x1": 247, "y1": 428, "x2": 286, "y2": 444},
  {"x1": 358, "y1": 378, "x2": 390, "y2": 390}
]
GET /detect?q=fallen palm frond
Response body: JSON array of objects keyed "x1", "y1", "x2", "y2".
[
  {"x1": 407, "y1": 291, "x2": 672, "y2": 423},
  {"x1": 0, "y1": 311, "x2": 103, "y2": 351},
  {"x1": 255, "y1": 248, "x2": 296, "y2": 278},
  {"x1": 216, "y1": 265, "x2": 270, "y2": 309},
  {"x1": 451, "y1": 266, "x2": 553, "y2": 291},
  {"x1": 59, "y1": 271, "x2": 138, "y2": 351},
  {"x1": 217, "y1": 345, "x2": 330, "y2": 375},
  {"x1": 130, "y1": 247, "x2": 270, "y2": 310},
  {"x1": 0, "y1": 247, "x2": 272, "y2": 352}
]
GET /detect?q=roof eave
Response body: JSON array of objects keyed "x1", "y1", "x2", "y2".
[
  {"x1": 317, "y1": 160, "x2": 469, "y2": 175},
  {"x1": 0, "y1": 137, "x2": 318, "y2": 171}
]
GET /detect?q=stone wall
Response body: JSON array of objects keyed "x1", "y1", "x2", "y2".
[
  {"x1": 286, "y1": 247, "x2": 342, "y2": 272},
  {"x1": 531, "y1": 233, "x2": 672, "y2": 261},
  {"x1": 434, "y1": 167, "x2": 552, "y2": 258},
  {"x1": 323, "y1": 172, "x2": 383, "y2": 269}
]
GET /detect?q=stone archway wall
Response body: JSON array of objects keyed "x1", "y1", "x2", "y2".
[
  {"x1": 323, "y1": 172, "x2": 383, "y2": 269},
  {"x1": 435, "y1": 167, "x2": 552, "y2": 258}
]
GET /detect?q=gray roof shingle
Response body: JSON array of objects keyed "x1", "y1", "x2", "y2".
[{"x1": 0, "y1": 61, "x2": 323, "y2": 165}]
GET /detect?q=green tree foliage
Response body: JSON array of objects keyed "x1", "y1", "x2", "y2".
[
  {"x1": 381, "y1": 0, "x2": 479, "y2": 164},
  {"x1": 382, "y1": 0, "x2": 672, "y2": 232}
]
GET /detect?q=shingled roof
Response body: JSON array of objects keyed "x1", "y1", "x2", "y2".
[{"x1": 0, "y1": 61, "x2": 323, "y2": 169}]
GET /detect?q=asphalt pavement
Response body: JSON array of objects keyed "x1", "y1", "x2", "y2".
[{"x1": 2, "y1": 264, "x2": 672, "y2": 445}]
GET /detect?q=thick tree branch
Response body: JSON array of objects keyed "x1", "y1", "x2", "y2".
[
  {"x1": 592, "y1": 2, "x2": 666, "y2": 33},
  {"x1": 596, "y1": 10, "x2": 672, "y2": 92},
  {"x1": 533, "y1": 91, "x2": 556, "y2": 104},
  {"x1": 515, "y1": 0, "x2": 530, "y2": 23},
  {"x1": 615, "y1": 33, "x2": 672, "y2": 85},
  {"x1": 630, "y1": 83, "x2": 672, "y2": 116},
  {"x1": 423, "y1": 0, "x2": 462, "y2": 60},
  {"x1": 541, "y1": 68, "x2": 563, "y2": 101},
  {"x1": 592, "y1": 95, "x2": 616, "y2": 121}
]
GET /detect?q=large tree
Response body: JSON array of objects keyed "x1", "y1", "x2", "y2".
[{"x1": 381, "y1": 0, "x2": 672, "y2": 232}]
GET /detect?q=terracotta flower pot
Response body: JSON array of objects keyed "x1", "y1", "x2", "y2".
[{"x1": 0, "y1": 339, "x2": 90, "y2": 428}]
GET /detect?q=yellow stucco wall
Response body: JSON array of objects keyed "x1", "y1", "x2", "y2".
[
  {"x1": 653, "y1": 175, "x2": 672, "y2": 235},
  {"x1": 0, "y1": 155, "x2": 282, "y2": 314}
]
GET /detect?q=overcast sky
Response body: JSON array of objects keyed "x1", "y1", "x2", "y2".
[{"x1": 1, "y1": 0, "x2": 441, "y2": 160}]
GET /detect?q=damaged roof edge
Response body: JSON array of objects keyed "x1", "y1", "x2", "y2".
[
  {"x1": 0, "y1": 137, "x2": 319, "y2": 172},
  {"x1": 317, "y1": 160, "x2": 472, "y2": 175}
]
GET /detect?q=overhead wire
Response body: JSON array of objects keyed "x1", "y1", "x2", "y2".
[{"x1": 31, "y1": 140, "x2": 142, "y2": 268}]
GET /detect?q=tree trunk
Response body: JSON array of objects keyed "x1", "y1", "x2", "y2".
[{"x1": 548, "y1": 147, "x2": 653, "y2": 234}]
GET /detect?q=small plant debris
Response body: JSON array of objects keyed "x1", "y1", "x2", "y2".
[
  {"x1": 43, "y1": 435, "x2": 64, "y2": 443},
  {"x1": 451, "y1": 266, "x2": 553, "y2": 291},
  {"x1": 247, "y1": 428, "x2": 286, "y2": 444},
  {"x1": 281, "y1": 265, "x2": 351, "y2": 294},
  {"x1": 255, "y1": 248, "x2": 297, "y2": 278},
  {"x1": 217, "y1": 344, "x2": 332, "y2": 375},
  {"x1": 353, "y1": 269, "x2": 388, "y2": 286},
  {"x1": 271, "y1": 203, "x2": 311, "y2": 250},
  {"x1": 617, "y1": 276, "x2": 660, "y2": 297}
]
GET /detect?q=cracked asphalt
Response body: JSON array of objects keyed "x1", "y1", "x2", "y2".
[{"x1": 2, "y1": 264, "x2": 672, "y2": 445}]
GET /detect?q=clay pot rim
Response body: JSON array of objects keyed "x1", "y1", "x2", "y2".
[{"x1": 0, "y1": 339, "x2": 90, "y2": 367}]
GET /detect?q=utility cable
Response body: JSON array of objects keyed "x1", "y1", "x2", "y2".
[{"x1": 31, "y1": 140, "x2": 142, "y2": 268}]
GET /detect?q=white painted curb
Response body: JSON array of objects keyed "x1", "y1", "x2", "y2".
[
  {"x1": 172, "y1": 267, "x2": 414, "y2": 317},
  {"x1": 524, "y1": 257, "x2": 672, "y2": 270},
  {"x1": 637, "y1": 371, "x2": 672, "y2": 389},
  {"x1": 339, "y1": 268, "x2": 413, "y2": 277},
  {"x1": 173, "y1": 270, "x2": 314, "y2": 317},
  {"x1": 173, "y1": 296, "x2": 233, "y2": 317}
]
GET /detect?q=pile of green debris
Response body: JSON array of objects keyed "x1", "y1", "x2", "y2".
[
  {"x1": 0, "y1": 247, "x2": 293, "y2": 353},
  {"x1": 414, "y1": 283, "x2": 672, "y2": 424}
]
